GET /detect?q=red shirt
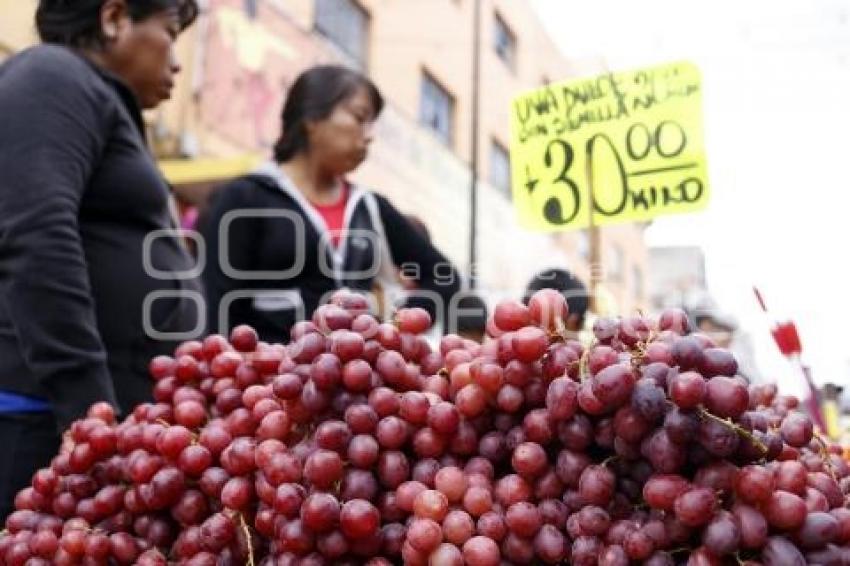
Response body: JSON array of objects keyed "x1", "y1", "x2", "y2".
[{"x1": 310, "y1": 183, "x2": 350, "y2": 248}]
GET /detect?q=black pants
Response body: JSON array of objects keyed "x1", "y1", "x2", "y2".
[{"x1": 0, "y1": 413, "x2": 60, "y2": 521}]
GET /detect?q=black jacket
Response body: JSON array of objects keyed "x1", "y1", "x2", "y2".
[
  {"x1": 200, "y1": 162, "x2": 462, "y2": 343},
  {"x1": 0, "y1": 46, "x2": 204, "y2": 428}
]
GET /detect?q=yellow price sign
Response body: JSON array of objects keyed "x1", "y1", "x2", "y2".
[{"x1": 509, "y1": 61, "x2": 709, "y2": 231}]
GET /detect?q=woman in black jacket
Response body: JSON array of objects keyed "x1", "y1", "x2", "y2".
[
  {"x1": 0, "y1": 0, "x2": 201, "y2": 517},
  {"x1": 202, "y1": 65, "x2": 462, "y2": 343}
]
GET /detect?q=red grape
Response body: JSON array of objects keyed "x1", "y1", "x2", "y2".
[
  {"x1": 511, "y1": 327, "x2": 549, "y2": 363},
  {"x1": 704, "y1": 376, "x2": 749, "y2": 418},
  {"x1": 527, "y1": 289, "x2": 569, "y2": 331},
  {"x1": 301, "y1": 492, "x2": 341, "y2": 533},
  {"x1": 442, "y1": 509, "x2": 475, "y2": 546},
  {"x1": 407, "y1": 518, "x2": 442, "y2": 553},
  {"x1": 674, "y1": 487, "x2": 717, "y2": 527},
  {"x1": 434, "y1": 466, "x2": 467, "y2": 503},
  {"x1": 780, "y1": 413, "x2": 814, "y2": 448},
  {"x1": 764, "y1": 490, "x2": 807, "y2": 531},
  {"x1": 493, "y1": 301, "x2": 531, "y2": 332},
  {"x1": 462, "y1": 535, "x2": 501, "y2": 566}
]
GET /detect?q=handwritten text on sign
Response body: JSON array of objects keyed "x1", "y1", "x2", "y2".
[{"x1": 509, "y1": 61, "x2": 709, "y2": 231}]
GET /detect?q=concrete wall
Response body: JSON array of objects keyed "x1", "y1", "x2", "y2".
[{"x1": 0, "y1": 0, "x2": 37, "y2": 59}]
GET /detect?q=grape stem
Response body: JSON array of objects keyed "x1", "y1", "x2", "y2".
[
  {"x1": 600, "y1": 455, "x2": 619, "y2": 467},
  {"x1": 629, "y1": 329, "x2": 659, "y2": 367},
  {"x1": 813, "y1": 432, "x2": 839, "y2": 482},
  {"x1": 238, "y1": 512, "x2": 255, "y2": 566},
  {"x1": 630, "y1": 342, "x2": 648, "y2": 368},
  {"x1": 550, "y1": 316, "x2": 568, "y2": 343},
  {"x1": 696, "y1": 407, "x2": 768, "y2": 456},
  {"x1": 155, "y1": 418, "x2": 200, "y2": 442},
  {"x1": 578, "y1": 342, "x2": 593, "y2": 382}
]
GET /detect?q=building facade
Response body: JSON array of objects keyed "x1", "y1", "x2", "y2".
[
  {"x1": 1, "y1": 0, "x2": 649, "y2": 315},
  {"x1": 648, "y1": 246, "x2": 707, "y2": 311}
]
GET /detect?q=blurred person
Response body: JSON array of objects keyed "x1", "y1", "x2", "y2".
[
  {"x1": 694, "y1": 311, "x2": 736, "y2": 349},
  {"x1": 0, "y1": 0, "x2": 201, "y2": 518},
  {"x1": 405, "y1": 214, "x2": 431, "y2": 243},
  {"x1": 837, "y1": 386, "x2": 850, "y2": 445},
  {"x1": 391, "y1": 214, "x2": 483, "y2": 341},
  {"x1": 380, "y1": 214, "x2": 433, "y2": 311},
  {"x1": 375, "y1": 213, "x2": 441, "y2": 325},
  {"x1": 396, "y1": 215, "x2": 432, "y2": 288},
  {"x1": 524, "y1": 268, "x2": 589, "y2": 333},
  {"x1": 201, "y1": 65, "x2": 461, "y2": 343},
  {"x1": 451, "y1": 293, "x2": 489, "y2": 343},
  {"x1": 822, "y1": 383, "x2": 842, "y2": 439}
]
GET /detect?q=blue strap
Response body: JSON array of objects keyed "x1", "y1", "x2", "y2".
[{"x1": 0, "y1": 391, "x2": 51, "y2": 413}]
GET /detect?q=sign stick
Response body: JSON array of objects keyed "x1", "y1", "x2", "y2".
[{"x1": 586, "y1": 139, "x2": 600, "y2": 314}]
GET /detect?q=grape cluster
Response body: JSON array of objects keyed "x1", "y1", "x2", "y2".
[{"x1": 1, "y1": 289, "x2": 849, "y2": 565}]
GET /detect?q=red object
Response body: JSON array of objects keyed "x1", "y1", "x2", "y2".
[
  {"x1": 771, "y1": 321, "x2": 802, "y2": 357},
  {"x1": 310, "y1": 183, "x2": 350, "y2": 248},
  {"x1": 753, "y1": 288, "x2": 803, "y2": 356},
  {"x1": 753, "y1": 287, "x2": 824, "y2": 431}
]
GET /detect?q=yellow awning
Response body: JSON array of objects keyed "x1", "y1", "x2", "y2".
[{"x1": 158, "y1": 155, "x2": 262, "y2": 185}]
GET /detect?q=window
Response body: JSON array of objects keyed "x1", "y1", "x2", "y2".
[
  {"x1": 315, "y1": 0, "x2": 369, "y2": 68},
  {"x1": 419, "y1": 71, "x2": 454, "y2": 146},
  {"x1": 493, "y1": 12, "x2": 517, "y2": 70},
  {"x1": 243, "y1": 0, "x2": 258, "y2": 19},
  {"x1": 632, "y1": 265, "x2": 643, "y2": 300},
  {"x1": 489, "y1": 139, "x2": 511, "y2": 196},
  {"x1": 608, "y1": 245, "x2": 624, "y2": 281}
]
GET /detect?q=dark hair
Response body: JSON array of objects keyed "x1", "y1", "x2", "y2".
[
  {"x1": 36, "y1": 0, "x2": 199, "y2": 48},
  {"x1": 273, "y1": 65, "x2": 384, "y2": 163},
  {"x1": 405, "y1": 215, "x2": 431, "y2": 243},
  {"x1": 524, "y1": 268, "x2": 589, "y2": 320}
]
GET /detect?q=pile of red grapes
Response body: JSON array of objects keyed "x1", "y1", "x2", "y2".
[{"x1": 2, "y1": 288, "x2": 849, "y2": 565}]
